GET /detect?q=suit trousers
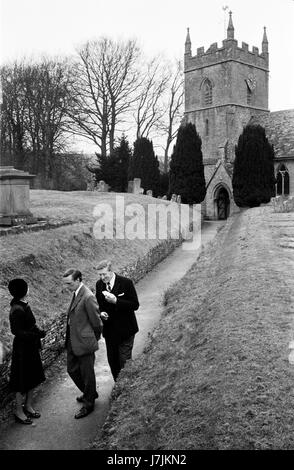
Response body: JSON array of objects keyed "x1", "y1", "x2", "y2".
[
  {"x1": 67, "y1": 338, "x2": 97, "y2": 408},
  {"x1": 105, "y1": 335, "x2": 135, "y2": 381}
]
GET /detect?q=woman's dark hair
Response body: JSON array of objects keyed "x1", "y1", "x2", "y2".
[
  {"x1": 63, "y1": 269, "x2": 82, "y2": 282},
  {"x1": 8, "y1": 278, "x2": 28, "y2": 299}
]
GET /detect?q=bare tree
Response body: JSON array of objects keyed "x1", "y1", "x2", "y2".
[
  {"x1": 68, "y1": 38, "x2": 141, "y2": 157},
  {"x1": 1, "y1": 59, "x2": 73, "y2": 183},
  {"x1": 133, "y1": 56, "x2": 170, "y2": 140},
  {"x1": 158, "y1": 61, "x2": 184, "y2": 173},
  {"x1": 1, "y1": 63, "x2": 28, "y2": 168}
]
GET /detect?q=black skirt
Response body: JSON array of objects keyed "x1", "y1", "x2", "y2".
[{"x1": 9, "y1": 337, "x2": 45, "y2": 393}]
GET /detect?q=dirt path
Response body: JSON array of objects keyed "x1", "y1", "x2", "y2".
[{"x1": 0, "y1": 220, "x2": 224, "y2": 450}]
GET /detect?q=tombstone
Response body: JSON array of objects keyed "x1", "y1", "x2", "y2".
[
  {"x1": 0, "y1": 166, "x2": 36, "y2": 226},
  {"x1": 96, "y1": 180, "x2": 109, "y2": 192},
  {"x1": 176, "y1": 195, "x2": 182, "y2": 204},
  {"x1": 171, "y1": 193, "x2": 177, "y2": 203},
  {"x1": 146, "y1": 190, "x2": 153, "y2": 197},
  {"x1": 162, "y1": 195, "x2": 167, "y2": 200},
  {"x1": 127, "y1": 181, "x2": 134, "y2": 193},
  {"x1": 139, "y1": 187, "x2": 144, "y2": 194},
  {"x1": 133, "y1": 178, "x2": 142, "y2": 194}
]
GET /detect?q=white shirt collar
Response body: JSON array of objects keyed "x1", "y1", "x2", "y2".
[
  {"x1": 75, "y1": 282, "x2": 84, "y2": 296},
  {"x1": 108, "y1": 273, "x2": 116, "y2": 290}
]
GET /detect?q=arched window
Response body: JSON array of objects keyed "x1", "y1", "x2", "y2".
[
  {"x1": 202, "y1": 79, "x2": 213, "y2": 106},
  {"x1": 276, "y1": 164, "x2": 290, "y2": 196},
  {"x1": 205, "y1": 119, "x2": 209, "y2": 136},
  {"x1": 247, "y1": 88, "x2": 252, "y2": 105}
]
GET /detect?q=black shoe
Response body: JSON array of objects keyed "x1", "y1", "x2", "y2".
[
  {"x1": 76, "y1": 391, "x2": 98, "y2": 403},
  {"x1": 23, "y1": 406, "x2": 41, "y2": 418},
  {"x1": 14, "y1": 414, "x2": 33, "y2": 425},
  {"x1": 74, "y1": 406, "x2": 94, "y2": 419}
]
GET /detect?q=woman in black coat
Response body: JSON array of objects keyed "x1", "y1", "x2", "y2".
[{"x1": 8, "y1": 278, "x2": 46, "y2": 425}]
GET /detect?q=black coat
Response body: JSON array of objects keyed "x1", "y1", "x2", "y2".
[
  {"x1": 96, "y1": 274, "x2": 139, "y2": 342},
  {"x1": 9, "y1": 299, "x2": 46, "y2": 393}
]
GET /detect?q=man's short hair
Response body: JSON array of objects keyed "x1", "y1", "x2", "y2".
[
  {"x1": 96, "y1": 259, "x2": 112, "y2": 271},
  {"x1": 63, "y1": 269, "x2": 82, "y2": 282}
]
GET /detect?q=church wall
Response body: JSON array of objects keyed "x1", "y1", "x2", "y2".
[{"x1": 186, "y1": 106, "x2": 268, "y2": 163}]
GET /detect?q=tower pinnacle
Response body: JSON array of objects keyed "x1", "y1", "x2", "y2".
[
  {"x1": 185, "y1": 27, "x2": 191, "y2": 55},
  {"x1": 262, "y1": 26, "x2": 268, "y2": 53},
  {"x1": 227, "y1": 11, "x2": 234, "y2": 39}
]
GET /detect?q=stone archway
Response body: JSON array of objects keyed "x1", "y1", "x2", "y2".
[{"x1": 214, "y1": 186, "x2": 230, "y2": 219}]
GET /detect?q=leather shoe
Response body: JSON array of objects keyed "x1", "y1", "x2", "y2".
[
  {"x1": 23, "y1": 406, "x2": 41, "y2": 418},
  {"x1": 14, "y1": 414, "x2": 33, "y2": 425},
  {"x1": 76, "y1": 391, "x2": 98, "y2": 403},
  {"x1": 74, "y1": 406, "x2": 94, "y2": 419}
]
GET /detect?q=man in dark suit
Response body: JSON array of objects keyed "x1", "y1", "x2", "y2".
[
  {"x1": 63, "y1": 268, "x2": 103, "y2": 419},
  {"x1": 95, "y1": 259, "x2": 139, "y2": 381}
]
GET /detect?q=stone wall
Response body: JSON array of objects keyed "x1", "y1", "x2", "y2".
[{"x1": 0, "y1": 233, "x2": 185, "y2": 406}]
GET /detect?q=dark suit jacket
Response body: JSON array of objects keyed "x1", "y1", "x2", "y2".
[
  {"x1": 95, "y1": 274, "x2": 139, "y2": 342},
  {"x1": 65, "y1": 284, "x2": 103, "y2": 356}
]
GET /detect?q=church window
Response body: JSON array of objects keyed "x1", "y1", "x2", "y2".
[
  {"x1": 276, "y1": 164, "x2": 290, "y2": 196},
  {"x1": 205, "y1": 119, "x2": 209, "y2": 136},
  {"x1": 202, "y1": 79, "x2": 213, "y2": 106},
  {"x1": 247, "y1": 88, "x2": 252, "y2": 104}
]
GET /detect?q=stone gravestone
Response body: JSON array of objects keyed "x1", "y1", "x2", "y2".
[
  {"x1": 176, "y1": 195, "x2": 181, "y2": 204},
  {"x1": 127, "y1": 181, "x2": 134, "y2": 193},
  {"x1": 133, "y1": 178, "x2": 142, "y2": 194},
  {"x1": 96, "y1": 180, "x2": 109, "y2": 192},
  {"x1": 171, "y1": 193, "x2": 177, "y2": 203},
  {"x1": 0, "y1": 166, "x2": 36, "y2": 226},
  {"x1": 146, "y1": 190, "x2": 153, "y2": 197}
]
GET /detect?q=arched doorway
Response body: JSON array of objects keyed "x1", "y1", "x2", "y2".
[{"x1": 216, "y1": 187, "x2": 230, "y2": 219}]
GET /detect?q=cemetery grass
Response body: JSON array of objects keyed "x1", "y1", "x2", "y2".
[
  {"x1": 0, "y1": 190, "x2": 175, "y2": 356},
  {"x1": 91, "y1": 206, "x2": 294, "y2": 450}
]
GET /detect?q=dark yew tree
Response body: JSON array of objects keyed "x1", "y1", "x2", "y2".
[
  {"x1": 128, "y1": 137, "x2": 160, "y2": 195},
  {"x1": 169, "y1": 122, "x2": 206, "y2": 204},
  {"x1": 232, "y1": 124, "x2": 275, "y2": 207},
  {"x1": 92, "y1": 135, "x2": 132, "y2": 192}
]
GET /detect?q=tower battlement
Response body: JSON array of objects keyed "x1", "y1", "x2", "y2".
[
  {"x1": 185, "y1": 12, "x2": 269, "y2": 71},
  {"x1": 185, "y1": 39, "x2": 269, "y2": 71}
]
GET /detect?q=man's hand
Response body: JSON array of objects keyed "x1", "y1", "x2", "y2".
[
  {"x1": 100, "y1": 311, "x2": 109, "y2": 320},
  {"x1": 102, "y1": 291, "x2": 117, "y2": 304}
]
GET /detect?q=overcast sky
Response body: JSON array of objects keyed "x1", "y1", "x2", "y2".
[{"x1": 0, "y1": 0, "x2": 293, "y2": 151}]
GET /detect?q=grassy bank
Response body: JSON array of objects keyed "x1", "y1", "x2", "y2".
[
  {"x1": 90, "y1": 206, "x2": 294, "y2": 450},
  {"x1": 0, "y1": 191, "x2": 180, "y2": 356}
]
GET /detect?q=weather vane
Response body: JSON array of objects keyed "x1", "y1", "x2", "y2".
[{"x1": 222, "y1": 5, "x2": 229, "y2": 37}]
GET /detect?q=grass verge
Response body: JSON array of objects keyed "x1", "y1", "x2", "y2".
[{"x1": 90, "y1": 206, "x2": 294, "y2": 450}]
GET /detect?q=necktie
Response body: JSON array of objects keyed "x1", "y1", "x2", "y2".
[
  {"x1": 68, "y1": 293, "x2": 76, "y2": 325},
  {"x1": 106, "y1": 282, "x2": 111, "y2": 292},
  {"x1": 70, "y1": 292, "x2": 76, "y2": 308}
]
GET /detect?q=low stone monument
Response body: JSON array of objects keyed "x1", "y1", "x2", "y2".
[
  {"x1": 0, "y1": 166, "x2": 36, "y2": 226},
  {"x1": 271, "y1": 195, "x2": 294, "y2": 213},
  {"x1": 146, "y1": 190, "x2": 153, "y2": 197},
  {"x1": 176, "y1": 195, "x2": 182, "y2": 204},
  {"x1": 171, "y1": 193, "x2": 177, "y2": 203}
]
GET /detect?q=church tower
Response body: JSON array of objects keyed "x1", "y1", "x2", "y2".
[{"x1": 184, "y1": 12, "x2": 269, "y2": 218}]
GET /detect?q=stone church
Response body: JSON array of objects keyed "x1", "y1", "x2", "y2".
[{"x1": 184, "y1": 12, "x2": 294, "y2": 219}]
